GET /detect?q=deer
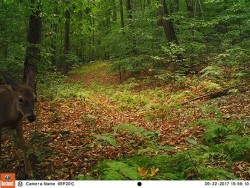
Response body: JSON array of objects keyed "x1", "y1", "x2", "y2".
[{"x1": 0, "y1": 67, "x2": 37, "y2": 178}]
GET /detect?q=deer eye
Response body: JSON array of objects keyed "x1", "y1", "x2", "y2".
[{"x1": 18, "y1": 97, "x2": 24, "y2": 103}]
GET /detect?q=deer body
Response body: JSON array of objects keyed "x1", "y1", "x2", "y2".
[{"x1": 0, "y1": 67, "x2": 36, "y2": 178}]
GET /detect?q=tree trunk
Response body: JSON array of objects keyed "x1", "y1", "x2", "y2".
[
  {"x1": 63, "y1": 6, "x2": 70, "y2": 74},
  {"x1": 159, "y1": 0, "x2": 179, "y2": 44},
  {"x1": 185, "y1": 0, "x2": 195, "y2": 35},
  {"x1": 133, "y1": 0, "x2": 136, "y2": 9},
  {"x1": 119, "y1": 0, "x2": 125, "y2": 29},
  {"x1": 89, "y1": 16, "x2": 95, "y2": 61},
  {"x1": 51, "y1": 0, "x2": 58, "y2": 69},
  {"x1": 112, "y1": 0, "x2": 117, "y2": 22},
  {"x1": 23, "y1": 0, "x2": 42, "y2": 84},
  {"x1": 78, "y1": 11, "x2": 84, "y2": 62},
  {"x1": 126, "y1": 0, "x2": 132, "y2": 19},
  {"x1": 197, "y1": 0, "x2": 204, "y2": 19},
  {"x1": 174, "y1": 0, "x2": 179, "y2": 12},
  {"x1": 185, "y1": 0, "x2": 194, "y2": 14}
]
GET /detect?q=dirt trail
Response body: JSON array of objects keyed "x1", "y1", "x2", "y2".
[{"x1": 67, "y1": 62, "x2": 120, "y2": 87}]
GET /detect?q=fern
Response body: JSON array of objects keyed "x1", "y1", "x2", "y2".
[
  {"x1": 94, "y1": 134, "x2": 118, "y2": 147},
  {"x1": 201, "y1": 81, "x2": 222, "y2": 92},
  {"x1": 102, "y1": 161, "x2": 140, "y2": 180},
  {"x1": 114, "y1": 123, "x2": 157, "y2": 138},
  {"x1": 218, "y1": 136, "x2": 250, "y2": 161},
  {"x1": 200, "y1": 65, "x2": 223, "y2": 78},
  {"x1": 202, "y1": 125, "x2": 228, "y2": 144},
  {"x1": 103, "y1": 170, "x2": 127, "y2": 180},
  {"x1": 199, "y1": 167, "x2": 236, "y2": 180},
  {"x1": 200, "y1": 121, "x2": 228, "y2": 145},
  {"x1": 227, "y1": 120, "x2": 248, "y2": 134},
  {"x1": 168, "y1": 90, "x2": 193, "y2": 102},
  {"x1": 114, "y1": 123, "x2": 145, "y2": 134},
  {"x1": 79, "y1": 118, "x2": 247, "y2": 180}
]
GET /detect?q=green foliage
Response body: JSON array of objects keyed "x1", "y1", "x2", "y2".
[
  {"x1": 114, "y1": 123, "x2": 145, "y2": 135},
  {"x1": 63, "y1": 53, "x2": 81, "y2": 69},
  {"x1": 198, "y1": 119, "x2": 250, "y2": 161},
  {"x1": 161, "y1": 43, "x2": 187, "y2": 71},
  {"x1": 1, "y1": 0, "x2": 250, "y2": 80},
  {"x1": 218, "y1": 135, "x2": 250, "y2": 161},
  {"x1": 38, "y1": 71, "x2": 90, "y2": 101},
  {"x1": 154, "y1": 72, "x2": 188, "y2": 87},
  {"x1": 201, "y1": 81, "x2": 222, "y2": 92},
  {"x1": 70, "y1": 62, "x2": 112, "y2": 75},
  {"x1": 94, "y1": 134, "x2": 118, "y2": 147},
  {"x1": 0, "y1": 1, "x2": 28, "y2": 81},
  {"x1": 200, "y1": 65, "x2": 223, "y2": 79},
  {"x1": 80, "y1": 147, "x2": 239, "y2": 180},
  {"x1": 198, "y1": 167, "x2": 236, "y2": 180},
  {"x1": 104, "y1": 161, "x2": 140, "y2": 180},
  {"x1": 202, "y1": 123, "x2": 229, "y2": 144},
  {"x1": 114, "y1": 123, "x2": 157, "y2": 138},
  {"x1": 93, "y1": 161, "x2": 141, "y2": 180},
  {"x1": 111, "y1": 56, "x2": 152, "y2": 75},
  {"x1": 79, "y1": 116, "x2": 247, "y2": 180},
  {"x1": 29, "y1": 132, "x2": 54, "y2": 163}
]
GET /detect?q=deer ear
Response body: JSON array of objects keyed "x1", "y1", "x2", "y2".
[
  {"x1": 25, "y1": 66, "x2": 36, "y2": 90},
  {"x1": 2, "y1": 75, "x2": 18, "y2": 90}
]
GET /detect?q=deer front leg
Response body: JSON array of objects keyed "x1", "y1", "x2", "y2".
[{"x1": 16, "y1": 125, "x2": 34, "y2": 178}]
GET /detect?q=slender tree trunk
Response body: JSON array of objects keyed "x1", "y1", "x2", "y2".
[
  {"x1": 185, "y1": 0, "x2": 194, "y2": 35},
  {"x1": 63, "y1": 5, "x2": 70, "y2": 74},
  {"x1": 78, "y1": 11, "x2": 84, "y2": 61},
  {"x1": 133, "y1": 0, "x2": 136, "y2": 9},
  {"x1": 126, "y1": 0, "x2": 132, "y2": 19},
  {"x1": 159, "y1": 0, "x2": 179, "y2": 44},
  {"x1": 197, "y1": 0, "x2": 204, "y2": 19},
  {"x1": 88, "y1": 37, "x2": 91, "y2": 62},
  {"x1": 185, "y1": 0, "x2": 194, "y2": 14},
  {"x1": 119, "y1": 0, "x2": 125, "y2": 80},
  {"x1": 24, "y1": 0, "x2": 42, "y2": 84},
  {"x1": 158, "y1": 0, "x2": 184, "y2": 65},
  {"x1": 51, "y1": 0, "x2": 58, "y2": 69},
  {"x1": 112, "y1": 0, "x2": 117, "y2": 22},
  {"x1": 92, "y1": 17, "x2": 95, "y2": 61},
  {"x1": 119, "y1": 0, "x2": 125, "y2": 29},
  {"x1": 174, "y1": 0, "x2": 179, "y2": 12},
  {"x1": 106, "y1": 8, "x2": 111, "y2": 29}
]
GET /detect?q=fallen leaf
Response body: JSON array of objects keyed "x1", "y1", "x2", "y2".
[
  {"x1": 169, "y1": 141, "x2": 175, "y2": 146},
  {"x1": 187, "y1": 137, "x2": 197, "y2": 145},
  {"x1": 150, "y1": 168, "x2": 159, "y2": 177},
  {"x1": 138, "y1": 166, "x2": 148, "y2": 177}
]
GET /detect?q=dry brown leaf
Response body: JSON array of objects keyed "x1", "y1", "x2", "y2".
[
  {"x1": 150, "y1": 168, "x2": 159, "y2": 177},
  {"x1": 169, "y1": 141, "x2": 175, "y2": 146},
  {"x1": 138, "y1": 166, "x2": 148, "y2": 177}
]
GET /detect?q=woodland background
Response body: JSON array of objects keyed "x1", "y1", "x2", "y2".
[{"x1": 0, "y1": 0, "x2": 249, "y2": 180}]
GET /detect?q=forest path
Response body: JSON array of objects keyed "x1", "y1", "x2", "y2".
[{"x1": 67, "y1": 62, "x2": 120, "y2": 87}]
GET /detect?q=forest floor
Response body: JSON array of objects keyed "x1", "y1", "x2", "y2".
[{"x1": 1, "y1": 62, "x2": 249, "y2": 180}]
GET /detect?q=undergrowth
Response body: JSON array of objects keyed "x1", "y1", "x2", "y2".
[
  {"x1": 76, "y1": 119, "x2": 249, "y2": 180},
  {"x1": 37, "y1": 62, "x2": 249, "y2": 180}
]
